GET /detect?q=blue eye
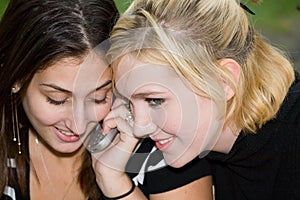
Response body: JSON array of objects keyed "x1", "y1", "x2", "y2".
[
  {"x1": 145, "y1": 98, "x2": 165, "y2": 106},
  {"x1": 47, "y1": 97, "x2": 66, "y2": 105}
]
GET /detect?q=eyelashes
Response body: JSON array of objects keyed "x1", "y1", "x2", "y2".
[
  {"x1": 47, "y1": 97, "x2": 66, "y2": 105},
  {"x1": 93, "y1": 98, "x2": 108, "y2": 104},
  {"x1": 145, "y1": 98, "x2": 165, "y2": 106},
  {"x1": 46, "y1": 96, "x2": 108, "y2": 106}
]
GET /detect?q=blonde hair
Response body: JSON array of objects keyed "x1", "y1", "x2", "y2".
[{"x1": 108, "y1": 0, "x2": 295, "y2": 133}]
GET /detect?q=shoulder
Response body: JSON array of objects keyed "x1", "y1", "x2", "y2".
[{"x1": 277, "y1": 71, "x2": 300, "y2": 124}]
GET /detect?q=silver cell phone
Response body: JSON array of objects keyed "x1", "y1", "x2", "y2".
[
  {"x1": 85, "y1": 123, "x2": 119, "y2": 153},
  {"x1": 85, "y1": 95, "x2": 132, "y2": 153}
]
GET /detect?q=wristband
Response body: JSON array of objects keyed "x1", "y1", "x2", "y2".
[{"x1": 103, "y1": 179, "x2": 135, "y2": 200}]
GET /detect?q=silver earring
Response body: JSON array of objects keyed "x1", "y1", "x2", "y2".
[{"x1": 11, "y1": 87, "x2": 21, "y2": 154}]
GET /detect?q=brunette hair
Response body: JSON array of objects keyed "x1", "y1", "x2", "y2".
[{"x1": 0, "y1": 0, "x2": 119, "y2": 198}]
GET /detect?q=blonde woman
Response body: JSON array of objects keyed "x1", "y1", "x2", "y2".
[{"x1": 93, "y1": 0, "x2": 299, "y2": 199}]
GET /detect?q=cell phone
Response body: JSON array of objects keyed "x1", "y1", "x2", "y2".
[
  {"x1": 85, "y1": 94, "x2": 132, "y2": 153},
  {"x1": 85, "y1": 122, "x2": 119, "y2": 153}
]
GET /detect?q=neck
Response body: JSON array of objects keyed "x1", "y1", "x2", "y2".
[
  {"x1": 29, "y1": 129, "x2": 86, "y2": 200},
  {"x1": 212, "y1": 124, "x2": 240, "y2": 153}
]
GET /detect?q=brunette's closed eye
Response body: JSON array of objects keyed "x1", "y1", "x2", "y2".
[
  {"x1": 93, "y1": 97, "x2": 107, "y2": 104},
  {"x1": 47, "y1": 97, "x2": 68, "y2": 105},
  {"x1": 91, "y1": 91, "x2": 113, "y2": 104}
]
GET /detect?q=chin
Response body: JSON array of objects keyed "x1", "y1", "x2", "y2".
[
  {"x1": 164, "y1": 153, "x2": 193, "y2": 168},
  {"x1": 165, "y1": 145, "x2": 206, "y2": 168},
  {"x1": 166, "y1": 158, "x2": 189, "y2": 168},
  {"x1": 56, "y1": 144, "x2": 83, "y2": 155}
]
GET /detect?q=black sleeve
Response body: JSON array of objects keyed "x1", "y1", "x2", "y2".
[
  {"x1": 126, "y1": 138, "x2": 212, "y2": 196},
  {"x1": 140, "y1": 156, "x2": 211, "y2": 195}
]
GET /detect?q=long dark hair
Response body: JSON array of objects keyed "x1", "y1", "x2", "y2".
[{"x1": 0, "y1": 0, "x2": 119, "y2": 199}]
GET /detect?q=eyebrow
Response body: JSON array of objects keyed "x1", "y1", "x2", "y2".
[
  {"x1": 131, "y1": 91, "x2": 166, "y2": 99},
  {"x1": 94, "y1": 80, "x2": 112, "y2": 91},
  {"x1": 40, "y1": 80, "x2": 112, "y2": 94}
]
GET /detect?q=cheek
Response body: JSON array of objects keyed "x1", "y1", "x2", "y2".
[
  {"x1": 191, "y1": 97, "x2": 225, "y2": 152},
  {"x1": 22, "y1": 95, "x2": 63, "y2": 126},
  {"x1": 166, "y1": 96, "x2": 213, "y2": 148},
  {"x1": 150, "y1": 103, "x2": 182, "y2": 135},
  {"x1": 163, "y1": 113, "x2": 182, "y2": 135},
  {"x1": 94, "y1": 102, "x2": 112, "y2": 121}
]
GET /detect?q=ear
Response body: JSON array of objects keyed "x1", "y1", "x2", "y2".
[
  {"x1": 12, "y1": 82, "x2": 21, "y2": 93},
  {"x1": 217, "y1": 58, "x2": 241, "y2": 101}
]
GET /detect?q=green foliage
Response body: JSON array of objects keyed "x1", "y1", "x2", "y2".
[
  {"x1": 0, "y1": 0, "x2": 134, "y2": 18},
  {"x1": 1, "y1": 0, "x2": 299, "y2": 31},
  {"x1": 113, "y1": 0, "x2": 300, "y2": 34},
  {"x1": 0, "y1": 0, "x2": 299, "y2": 67},
  {"x1": 114, "y1": 0, "x2": 133, "y2": 13},
  {"x1": 246, "y1": 0, "x2": 300, "y2": 33},
  {"x1": 0, "y1": 0, "x2": 9, "y2": 19}
]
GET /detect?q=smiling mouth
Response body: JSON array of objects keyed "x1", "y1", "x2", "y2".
[
  {"x1": 57, "y1": 128, "x2": 75, "y2": 136},
  {"x1": 158, "y1": 137, "x2": 173, "y2": 145}
]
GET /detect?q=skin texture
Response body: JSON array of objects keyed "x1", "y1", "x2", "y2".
[
  {"x1": 92, "y1": 53, "x2": 244, "y2": 199},
  {"x1": 93, "y1": 104, "x2": 213, "y2": 200},
  {"x1": 23, "y1": 53, "x2": 113, "y2": 152},
  {"x1": 114, "y1": 54, "x2": 226, "y2": 168},
  {"x1": 90, "y1": 54, "x2": 214, "y2": 199},
  {"x1": 24, "y1": 52, "x2": 113, "y2": 199},
  {"x1": 23, "y1": 51, "x2": 213, "y2": 200}
]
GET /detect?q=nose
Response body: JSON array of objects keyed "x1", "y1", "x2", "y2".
[
  {"x1": 66, "y1": 103, "x2": 96, "y2": 136},
  {"x1": 132, "y1": 107, "x2": 157, "y2": 138},
  {"x1": 72, "y1": 115, "x2": 88, "y2": 136}
]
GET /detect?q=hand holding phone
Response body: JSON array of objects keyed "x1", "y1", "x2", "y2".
[{"x1": 85, "y1": 100, "x2": 133, "y2": 153}]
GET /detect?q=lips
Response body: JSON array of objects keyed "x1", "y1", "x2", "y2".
[
  {"x1": 55, "y1": 127, "x2": 80, "y2": 142},
  {"x1": 158, "y1": 137, "x2": 173, "y2": 145},
  {"x1": 152, "y1": 137, "x2": 173, "y2": 150},
  {"x1": 59, "y1": 129, "x2": 75, "y2": 136}
]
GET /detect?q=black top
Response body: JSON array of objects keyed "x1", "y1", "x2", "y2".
[
  {"x1": 207, "y1": 72, "x2": 300, "y2": 200},
  {"x1": 126, "y1": 138, "x2": 211, "y2": 197}
]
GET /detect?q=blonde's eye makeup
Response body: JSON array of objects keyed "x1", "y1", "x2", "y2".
[{"x1": 145, "y1": 98, "x2": 165, "y2": 107}]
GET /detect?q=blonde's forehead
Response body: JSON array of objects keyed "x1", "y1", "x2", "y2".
[{"x1": 114, "y1": 55, "x2": 191, "y2": 99}]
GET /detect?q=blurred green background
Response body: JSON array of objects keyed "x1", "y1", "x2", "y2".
[{"x1": 1, "y1": 0, "x2": 299, "y2": 70}]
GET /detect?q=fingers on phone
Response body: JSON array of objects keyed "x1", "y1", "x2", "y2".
[
  {"x1": 111, "y1": 97, "x2": 130, "y2": 110},
  {"x1": 103, "y1": 103, "x2": 132, "y2": 135}
]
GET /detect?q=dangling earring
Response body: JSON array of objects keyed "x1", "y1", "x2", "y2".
[{"x1": 11, "y1": 86, "x2": 21, "y2": 154}]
